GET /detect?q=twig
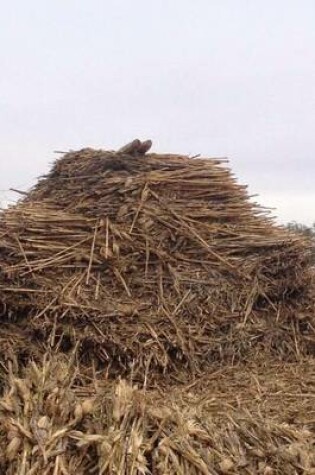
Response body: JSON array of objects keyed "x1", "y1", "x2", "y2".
[{"x1": 86, "y1": 221, "x2": 99, "y2": 285}]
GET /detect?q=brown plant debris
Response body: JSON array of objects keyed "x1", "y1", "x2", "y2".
[
  {"x1": 0, "y1": 145, "x2": 314, "y2": 380},
  {"x1": 1, "y1": 354, "x2": 315, "y2": 474}
]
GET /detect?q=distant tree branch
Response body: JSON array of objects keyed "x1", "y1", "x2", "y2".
[{"x1": 285, "y1": 221, "x2": 315, "y2": 261}]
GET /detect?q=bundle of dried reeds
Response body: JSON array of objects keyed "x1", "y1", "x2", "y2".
[{"x1": 0, "y1": 146, "x2": 313, "y2": 378}]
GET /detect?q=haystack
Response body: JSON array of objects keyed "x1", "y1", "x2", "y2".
[{"x1": 0, "y1": 143, "x2": 313, "y2": 379}]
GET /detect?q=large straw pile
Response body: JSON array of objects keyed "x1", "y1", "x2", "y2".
[{"x1": 0, "y1": 144, "x2": 314, "y2": 379}]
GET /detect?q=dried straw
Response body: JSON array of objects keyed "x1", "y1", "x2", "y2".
[
  {"x1": 0, "y1": 147, "x2": 314, "y2": 380},
  {"x1": 1, "y1": 352, "x2": 315, "y2": 474}
]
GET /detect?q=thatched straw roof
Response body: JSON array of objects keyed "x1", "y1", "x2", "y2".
[{"x1": 0, "y1": 143, "x2": 313, "y2": 379}]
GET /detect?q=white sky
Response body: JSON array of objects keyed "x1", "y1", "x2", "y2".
[{"x1": 0, "y1": 0, "x2": 314, "y2": 225}]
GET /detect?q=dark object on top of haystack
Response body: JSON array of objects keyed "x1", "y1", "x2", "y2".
[{"x1": 117, "y1": 138, "x2": 152, "y2": 156}]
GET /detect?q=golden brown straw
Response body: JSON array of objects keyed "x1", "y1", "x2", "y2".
[{"x1": 0, "y1": 146, "x2": 313, "y2": 380}]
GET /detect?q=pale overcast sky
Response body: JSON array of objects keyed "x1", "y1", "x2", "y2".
[{"x1": 0, "y1": 0, "x2": 314, "y2": 224}]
